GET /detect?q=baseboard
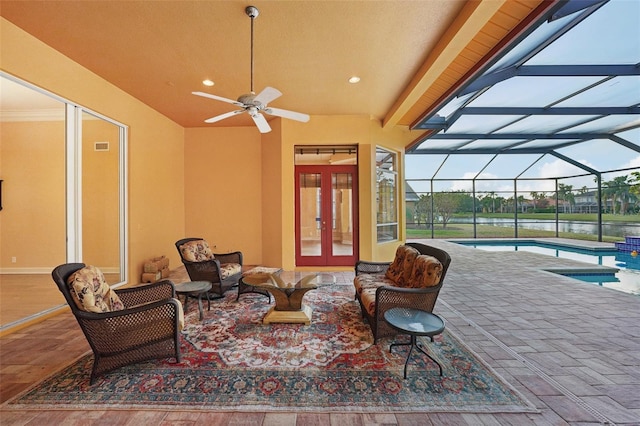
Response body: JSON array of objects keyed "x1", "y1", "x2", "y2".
[
  {"x1": 0, "y1": 267, "x2": 53, "y2": 274},
  {"x1": 0, "y1": 266, "x2": 119, "y2": 274}
]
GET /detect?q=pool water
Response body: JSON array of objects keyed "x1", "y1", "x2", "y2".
[{"x1": 454, "y1": 240, "x2": 640, "y2": 296}]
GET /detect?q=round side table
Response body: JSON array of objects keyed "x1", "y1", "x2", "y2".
[
  {"x1": 175, "y1": 281, "x2": 212, "y2": 321},
  {"x1": 383, "y1": 307, "x2": 445, "y2": 379}
]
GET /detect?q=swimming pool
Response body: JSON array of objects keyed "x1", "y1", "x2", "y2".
[{"x1": 453, "y1": 240, "x2": 640, "y2": 296}]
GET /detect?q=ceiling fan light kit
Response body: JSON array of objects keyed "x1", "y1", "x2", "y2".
[{"x1": 192, "y1": 5, "x2": 309, "y2": 133}]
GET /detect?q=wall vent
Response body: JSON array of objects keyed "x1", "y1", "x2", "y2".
[{"x1": 94, "y1": 141, "x2": 109, "y2": 151}]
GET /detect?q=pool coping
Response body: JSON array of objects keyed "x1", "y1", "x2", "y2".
[
  {"x1": 543, "y1": 266, "x2": 619, "y2": 275},
  {"x1": 449, "y1": 237, "x2": 617, "y2": 252}
]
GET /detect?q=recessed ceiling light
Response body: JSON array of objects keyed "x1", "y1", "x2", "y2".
[
  {"x1": 348, "y1": 76, "x2": 361, "y2": 84},
  {"x1": 202, "y1": 79, "x2": 215, "y2": 87}
]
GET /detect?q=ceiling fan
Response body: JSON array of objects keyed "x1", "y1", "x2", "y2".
[{"x1": 192, "y1": 6, "x2": 310, "y2": 133}]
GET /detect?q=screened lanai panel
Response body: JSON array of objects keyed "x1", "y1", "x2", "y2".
[
  {"x1": 561, "y1": 115, "x2": 640, "y2": 134},
  {"x1": 617, "y1": 128, "x2": 640, "y2": 144},
  {"x1": 498, "y1": 115, "x2": 603, "y2": 134},
  {"x1": 457, "y1": 139, "x2": 527, "y2": 151},
  {"x1": 444, "y1": 114, "x2": 520, "y2": 134},
  {"x1": 432, "y1": 154, "x2": 495, "y2": 179},
  {"x1": 481, "y1": 154, "x2": 544, "y2": 179},
  {"x1": 405, "y1": 155, "x2": 446, "y2": 187},
  {"x1": 484, "y1": 9, "x2": 577, "y2": 74},
  {"x1": 556, "y1": 139, "x2": 640, "y2": 171},
  {"x1": 414, "y1": 139, "x2": 471, "y2": 151},
  {"x1": 519, "y1": 153, "x2": 590, "y2": 179},
  {"x1": 470, "y1": 76, "x2": 603, "y2": 108},
  {"x1": 556, "y1": 76, "x2": 640, "y2": 107},
  {"x1": 528, "y1": 0, "x2": 638, "y2": 65},
  {"x1": 438, "y1": 92, "x2": 474, "y2": 117},
  {"x1": 512, "y1": 139, "x2": 580, "y2": 150},
  {"x1": 405, "y1": 0, "x2": 638, "y2": 243}
]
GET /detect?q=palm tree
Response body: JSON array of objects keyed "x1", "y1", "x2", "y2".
[
  {"x1": 602, "y1": 179, "x2": 617, "y2": 213},
  {"x1": 529, "y1": 191, "x2": 546, "y2": 212},
  {"x1": 480, "y1": 194, "x2": 493, "y2": 213},
  {"x1": 609, "y1": 175, "x2": 634, "y2": 215},
  {"x1": 558, "y1": 184, "x2": 574, "y2": 213}
]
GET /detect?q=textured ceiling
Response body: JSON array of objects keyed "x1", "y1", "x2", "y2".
[{"x1": 0, "y1": 0, "x2": 469, "y2": 129}]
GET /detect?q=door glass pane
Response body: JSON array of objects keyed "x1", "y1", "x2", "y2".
[
  {"x1": 300, "y1": 173, "x2": 321, "y2": 256},
  {"x1": 332, "y1": 173, "x2": 353, "y2": 256}
]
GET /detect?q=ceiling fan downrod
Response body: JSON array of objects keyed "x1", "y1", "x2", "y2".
[{"x1": 246, "y1": 6, "x2": 259, "y2": 94}]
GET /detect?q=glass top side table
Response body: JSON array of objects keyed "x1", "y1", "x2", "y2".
[{"x1": 383, "y1": 307, "x2": 445, "y2": 379}]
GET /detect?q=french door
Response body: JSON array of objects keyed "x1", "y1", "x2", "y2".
[{"x1": 295, "y1": 165, "x2": 358, "y2": 266}]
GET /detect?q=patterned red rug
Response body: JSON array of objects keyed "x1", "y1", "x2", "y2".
[{"x1": 4, "y1": 283, "x2": 536, "y2": 413}]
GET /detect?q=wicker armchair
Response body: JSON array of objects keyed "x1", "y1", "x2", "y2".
[
  {"x1": 175, "y1": 237, "x2": 243, "y2": 298},
  {"x1": 354, "y1": 242, "x2": 451, "y2": 343},
  {"x1": 52, "y1": 263, "x2": 182, "y2": 384}
]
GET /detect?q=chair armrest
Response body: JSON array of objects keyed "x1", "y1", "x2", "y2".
[
  {"x1": 73, "y1": 298, "x2": 182, "y2": 351},
  {"x1": 355, "y1": 260, "x2": 391, "y2": 276},
  {"x1": 73, "y1": 297, "x2": 180, "y2": 319},
  {"x1": 214, "y1": 251, "x2": 243, "y2": 266},
  {"x1": 115, "y1": 280, "x2": 176, "y2": 307},
  {"x1": 375, "y1": 284, "x2": 443, "y2": 318}
]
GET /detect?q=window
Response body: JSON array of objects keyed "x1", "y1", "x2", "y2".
[{"x1": 376, "y1": 147, "x2": 398, "y2": 242}]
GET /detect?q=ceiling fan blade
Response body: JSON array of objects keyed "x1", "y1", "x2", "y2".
[
  {"x1": 204, "y1": 109, "x2": 245, "y2": 123},
  {"x1": 192, "y1": 91, "x2": 244, "y2": 107},
  {"x1": 250, "y1": 112, "x2": 272, "y2": 133},
  {"x1": 264, "y1": 107, "x2": 310, "y2": 123},
  {"x1": 253, "y1": 87, "x2": 282, "y2": 106}
]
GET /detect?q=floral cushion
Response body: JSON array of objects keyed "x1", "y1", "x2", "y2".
[
  {"x1": 359, "y1": 287, "x2": 378, "y2": 317},
  {"x1": 407, "y1": 255, "x2": 443, "y2": 288},
  {"x1": 67, "y1": 265, "x2": 125, "y2": 313},
  {"x1": 180, "y1": 240, "x2": 215, "y2": 262},
  {"x1": 353, "y1": 273, "x2": 393, "y2": 295},
  {"x1": 220, "y1": 263, "x2": 242, "y2": 279},
  {"x1": 384, "y1": 245, "x2": 419, "y2": 286}
]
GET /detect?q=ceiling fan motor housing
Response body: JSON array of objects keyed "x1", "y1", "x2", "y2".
[{"x1": 237, "y1": 93, "x2": 262, "y2": 108}]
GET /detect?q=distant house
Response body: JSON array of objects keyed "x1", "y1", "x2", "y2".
[{"x1": 574, "y1": 191, "x2": 599, "y2": 213}]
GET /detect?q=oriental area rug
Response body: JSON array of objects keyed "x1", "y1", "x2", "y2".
[{"x1": 5, "y1": 283, "x2": 536, "y2": 413}]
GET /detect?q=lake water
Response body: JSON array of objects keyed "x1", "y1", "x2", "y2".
[
  {"x1": 455, "y1": 240, "x2": 640, "y2": 296},
  {"x1": 450, "y1": 217, "x2": 640, "y2": 238}
]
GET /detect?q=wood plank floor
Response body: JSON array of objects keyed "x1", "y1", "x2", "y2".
[
  {"x1": 0, "y1": 274, "x2": 66, "y2": 328},
  {"x1": 2, "y1": 241, "x2": 639, "y2": 425}
]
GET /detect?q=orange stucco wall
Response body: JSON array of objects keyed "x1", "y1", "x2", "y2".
[
  {"x1": 183, "y1": 126, "x2": 263, "y2": 265},
  {"x1": 1, "y1": 17, "x2": 185, "y2": 283}
]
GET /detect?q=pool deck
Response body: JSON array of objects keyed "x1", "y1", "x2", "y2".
[
  {"x1": 424, "y1": 238, "x2": 640, "y2": 424},
  {"x1": 1, "y1": 238, "x2": 639, "y2": 424}
]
